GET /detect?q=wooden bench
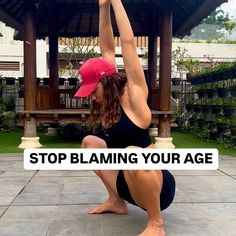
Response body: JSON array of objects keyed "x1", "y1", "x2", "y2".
[
  {"x1": 17, "y1": 109, "x2": 174, "y2": 126},
  {"x1": 17, "y1": 109, "x2": 91, "y2": 125}
]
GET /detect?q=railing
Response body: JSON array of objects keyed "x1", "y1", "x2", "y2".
[{"x1": 0, "y1": 77, "x2": 91, "y2": 112}]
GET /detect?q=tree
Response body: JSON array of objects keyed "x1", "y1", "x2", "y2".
[
  {"x1": 59, "y1": 37, "x2": 101, "y2": 78},
  {"x1": 185, "y1": 9, "x2": 236, "y2": 40},
  {"x1": 202, "y1": 9, "x2": 236, "y2": 32}
]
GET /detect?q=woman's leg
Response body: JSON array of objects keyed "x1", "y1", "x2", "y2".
[
  {"x1": 123, "y1": 170, "x2": 165, "y2": 236},
  {"x1": 81, "y1": 135, "x2": 127, "y2": 214}
]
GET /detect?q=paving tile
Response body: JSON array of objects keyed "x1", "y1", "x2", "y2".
[
  {"x1": 164, "y1": 202, "x2": 236, "y2": 236},
  {"x1": 47, "y1": 219, "x2": 104, "y2": 236},
  {"x1": 0, "y1": 154, "x2": 23, "y2": 161},
  {"x1": 21, "y1": 181, "x2": 64, "y2": 194},
  {"x1": 102, "y1": 205, "x2": 146, "y2": 235},
  {"x1": 0, "y1": 193, "x2": 17, "y2": 206},
  {"x1": 171, "y1": 170, "x2": 224, "y2": 176},
  {"x1": 36, "y1": 170, "x2": 69, "y2": 177},
  {"x1": 0, "y1": 207, "x2": 7, "y2": 216},
  {"x1": 53, "y1": 205, "x2": 99, "y2": 220},
  {"x1": 68, "y1": 170, "x2": 96, "y2": 177},
  {"x1": 6, "y1": 161, "x2": 25, "y2": 171},
  {"x1": 105, "y1": 233, "x2": 135, "y2": 236},
  {"x1": 190, "y1": 202, "x2": 236, "y2": 236},
  {"x1": 63, "y1": 176, "x2": 101, "y2": 184},
  {"x1": 0, "y1": 161, "x2": 16, "y2": 171},
  {"x1": 0, "y1": 206, "x2": 58, "y2": 222},
  {"x1": 174, "y1": 175, "x2": 236, "y2": 202},
  {"x1": 0, "y1": 154, "x2": 235, "y2": 236},
  {"x1": 0, "y1": 221, "x2": 49, "y2": 236},
  {"x1": 29, "y1": 176, "x2": 65, "y2": 184},
  {"x1": 58, "y1": 192, "x2": 103, "y2": 205},
  {"x1": 163, "y1": 203, "x2": 224, "y2": 236},
  {"x1": 0, "y1": 171, "x2": 36, "y2": 178},
  {"x1": 0, "y1": 178, "x2": 29, "y2": 194},
  {"x1": 12, "y1": 193, "x2": 61, "y2": 206},
  {"x1": 61, "y1": 180, "x2": 105, "y2": 193},
  {"x1": 218, "y1": 165, "x2": 236, "y2": 175}
]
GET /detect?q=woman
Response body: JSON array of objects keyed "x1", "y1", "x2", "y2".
[{"x1": 74, "y1": 0, "x2": 175, "y2": 235}]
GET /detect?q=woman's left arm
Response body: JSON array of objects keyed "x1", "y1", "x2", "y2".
[{"x1": 110, "y1": 0, "x2": 148, "y2": 97}]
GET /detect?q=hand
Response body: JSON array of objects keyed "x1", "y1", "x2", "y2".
[{"x1": 99, "y1": 0, "x2": 110, "y2": 7}]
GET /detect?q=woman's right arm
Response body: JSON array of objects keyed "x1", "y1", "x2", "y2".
[{"x1": 99, "y1": 0, "x2": 116, "y2": 66}]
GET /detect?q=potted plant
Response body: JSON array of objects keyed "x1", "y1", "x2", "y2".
[
  {"x1": 5, "y1": 77, "x2": 15, "y2": 85},
  {"x1": 229, "y1": 118, "x2": 236, "y2": 136},
  {"x1": 172, "y1": 78, "x2": 181, "y2": 86},
  {"x1": 3, "y1": 95, "x2": 16, "y2": 111},
  {"x1": 43, "y1": 77, "x2": 49, "y2": 86},
  {"x1": 17, "y1": 84, "x2": 24, "y2": 98},
  {"x1": 0, "y1": 75, "x2": 5, "y2": 98},
  {"x1": 211, "y1": 98, "x2": 224, "y2": 114},
  {"x1": 223, "y1": 98, "x2": 236, "y2": 117},
  {"x1": 230, "y1": 84, "x2": 236, "y2": 97},
  {"x1": 185, "y1": 98, "x2": 194, "y2": 112},
  {"x1": 68, "y1": 77, "x2": 78, "y2": 86},
  {"x1": 201, "y1": 98, "x2": 211, "y2": 114},
  {"x1": 60, "y1": 97, "x2": 66, "y2": 108},
  {"x1": 217, "y1": 81, "x2": 230, "y2": 98},
  {"x1": 216, "y1": 115, "x2": 230, "y2": 134},
  {"x1": 206, "y1": 82, "x2": 218, "y2": 98},
  {"x1": 171, "y1": 90, "x2": 180, "y2": 99},
  {"x1": 59, "y1": 77, "x2": 65, "y2": 86},
  {"x1": 196, "y1": 115, "x2": 206, "y2": 128}
]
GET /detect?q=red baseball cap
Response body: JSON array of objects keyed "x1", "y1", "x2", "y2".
[{"x1": 74, "y1": 58, "x2": 117, "y2": 98}]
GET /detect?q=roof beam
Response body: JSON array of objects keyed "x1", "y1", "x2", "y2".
[{"x1": 0, "y1": 8, "x2": 23, "y2": 32}]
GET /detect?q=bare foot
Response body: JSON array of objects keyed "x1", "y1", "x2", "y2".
[
  {"x1": 88, "y1": 198, "x2": 128, "y2": 214},
  {"x1": 138, "y1": 223, "x2": 165, "y2": 236}
]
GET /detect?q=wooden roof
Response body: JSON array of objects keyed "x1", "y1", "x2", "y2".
[{"x1": 0, "y1": 0, "x2": 227, "y2": 40}]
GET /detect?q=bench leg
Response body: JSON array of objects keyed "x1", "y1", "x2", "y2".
[
  {"x1": 153, "y1": 137, "x2": 175, "y2": 149},
  {"x1": 18, "y1": 117, "x2": 43, "y2": 149}
]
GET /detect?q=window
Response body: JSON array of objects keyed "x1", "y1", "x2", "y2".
[{"x1": 0, "y1": 61, "x2": 20, "y2": 71}]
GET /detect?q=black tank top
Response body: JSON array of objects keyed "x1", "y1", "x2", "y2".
[{"x1": 99, "y1": 107, "x2": 152, "y2": 148}]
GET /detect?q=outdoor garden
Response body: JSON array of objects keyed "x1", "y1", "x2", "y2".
[
  {"x1": 171, "y1": 46, "x2": 236, "y2": 155},
  {"x1": 0, "y1": 39, "x2": 236, "y2": 156}
]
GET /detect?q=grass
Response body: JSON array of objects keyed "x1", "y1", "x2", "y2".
[
  {"x1": 0, "y1": 131, "x2": 235, "y2": 156},
  {"x1": 0, "y1": 131, "x2": 81, "y2": 153},
  {"x1": 172, "y1": 132, "x2": 236, "y2": 157}
]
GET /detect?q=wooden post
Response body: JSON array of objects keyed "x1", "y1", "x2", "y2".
[
  {"x1": 49, "y1": 18, "x2": 59, "y2": 90},
  {"x1": 147, "y1": 34, "x2": 159, "y2": 110},
  {"x1": 23, "y1": 0, "x2": 37, "y2": 137},
  {"x1": 148, "y1": 34, "x2": 158, "y2": 91},
  {"x1": 19, "y1": 0, "x2": 42, "y2": 148},
  {"x1": 158, "y1": 1, "x2": 173, "y2": 138},
  {"x1": 147, "y1": 5, "x2": 158, "y2": 110}
]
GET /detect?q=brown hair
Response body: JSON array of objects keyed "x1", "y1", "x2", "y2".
[{"x1": 87, "y1": 72, "x2": 127, "y2": 132}]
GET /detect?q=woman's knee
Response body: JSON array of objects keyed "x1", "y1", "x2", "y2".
[
  {"x1": 81, "y1": 135, "x2": 107, "y2": 148},
  {"x1": 123, "y1": 170, "x2": 149, "y2": 179},
  {"x1": 124, "y1": 170, "x2": 162, "y2": 182}
]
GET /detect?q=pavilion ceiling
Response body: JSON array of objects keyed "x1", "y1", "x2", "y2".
[{"x1": 0, "y1": 0, "x2": 227, "y2": 40}]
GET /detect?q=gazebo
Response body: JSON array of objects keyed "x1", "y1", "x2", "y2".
[{"x1": 0, "y1": 0, "x2": 226, "y2": 148}]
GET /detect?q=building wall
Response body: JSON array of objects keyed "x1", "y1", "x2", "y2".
[{"x1": 172, "y1": 42, "x2": 236, "y2": 62}]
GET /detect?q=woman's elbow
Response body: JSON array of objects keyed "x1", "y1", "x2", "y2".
[{"x1": 120, "y1": 36, "x2": 135, "y2": 45}]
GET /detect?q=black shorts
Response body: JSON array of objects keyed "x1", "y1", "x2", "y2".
[{"x1": 116, "y1": 170, "x2": 175, "y2": 211}]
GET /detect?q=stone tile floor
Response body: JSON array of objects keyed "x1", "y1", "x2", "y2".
[{"x1": 0, "y1": 153, "x2": 235, "y2": 236}]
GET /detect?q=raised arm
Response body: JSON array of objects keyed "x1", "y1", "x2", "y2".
[
  {"x1": 99, "y1": 0, "x2": 116, "y2": 66},
  {"x1": 110, "y1": 0, "x2": 148, "y2": 96}
]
